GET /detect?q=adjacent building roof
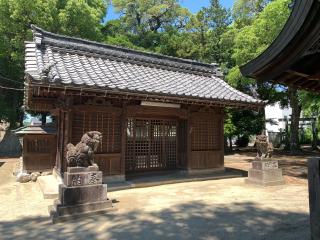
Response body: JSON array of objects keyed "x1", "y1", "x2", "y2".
[
  {"x1": 14, "y1": 125, "x2": 56, "y2": 135},
  {"x1": 25, "y1": 25, "x2": 264, "y2": 108},
  {"x1": 240, "y1": 0, "x2": 320, "y2": 91}
]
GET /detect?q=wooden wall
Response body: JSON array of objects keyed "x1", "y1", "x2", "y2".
[
  {"x1": 70, "y1": 105, "x2": 123, "y2": 177},
  {"x1": 23, "y1": 134, "x2": 56, "y2": 172},
  {"x1": 54, "y1": 99, "x2": 224, "y2": 177},
  {"x1": 188, "y1": 111, "x2": 224, "y2": 170}
]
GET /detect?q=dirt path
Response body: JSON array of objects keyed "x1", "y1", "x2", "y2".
[{"x1": 0, "y1": 157, "x2": 310, "y2": 240}]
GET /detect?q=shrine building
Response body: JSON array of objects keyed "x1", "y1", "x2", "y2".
[{"x1": 24, "y1": 25, "x2": 263, "y2": 182}]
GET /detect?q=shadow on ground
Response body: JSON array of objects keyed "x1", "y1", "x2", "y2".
[
  {"x1": 225, "y1": 167, "x2": 248, "y2": 177},
  {"x1": 0, "y1": 201, "x2": 309, "y2": 240}
]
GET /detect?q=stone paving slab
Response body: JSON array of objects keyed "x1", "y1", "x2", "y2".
[{"x1": 37, "y1": 175, "x2": 60, "y2": 199}]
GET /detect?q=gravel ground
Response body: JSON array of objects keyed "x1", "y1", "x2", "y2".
[{"x1": 0, "y1": 157, "x2": 310, "y2": 240}]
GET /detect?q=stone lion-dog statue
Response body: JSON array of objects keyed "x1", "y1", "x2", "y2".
[
  {"x1": 66, "y1": 131, "x2": 102, "y2": 167},
  {"x1": 255, "y1": 134, "x2": 273, "y2": 159}
]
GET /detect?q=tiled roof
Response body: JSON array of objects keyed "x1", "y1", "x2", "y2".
[
  {"x1": 25, "y1": 25, "x2": 264, "y2": 107},
  {"x1": 14, "y1": 125, "x2": 56, "y2": 135}
]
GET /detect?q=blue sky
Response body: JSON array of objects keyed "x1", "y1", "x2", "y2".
[{"x1": 105, "y1": 0, "x2": 234, "y2": 21}]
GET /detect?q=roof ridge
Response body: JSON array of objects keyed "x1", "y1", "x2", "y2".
[{"x1": 31, "y1": 25, "x2": 218, "y2": 75}]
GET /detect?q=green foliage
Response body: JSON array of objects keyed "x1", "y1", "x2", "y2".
[
  {"x1": 222, "y1": 0, "x2": 292, "y2": 143},
  {"x1": 105, "y1": 0, "x2": 230, "y2": 64},
  {"x1": 232, "y1": 0, "x2": 271, "y2": 27},
  {"x1": 0, "y1": 0, "x2": 108, "y2": 127},
  {"x1": 224, "y1": 110, "x2": 236, "y2": 138},
  {"x1": 300, "y1": 91, "x2": 320, "y2": 118},
  {"x1": 300, "y1": 127, "x2": 313, "y2": 145},
  {"x1": 112, "y1": 0, "x2": 190, "y2": 33}
]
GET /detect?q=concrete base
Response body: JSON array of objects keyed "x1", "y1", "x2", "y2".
[
  {"x1": 103, "y1": 174, "x2": 126, "y2": 183},
  {"x1": 49, "y1": 199, "x2": 114, "y2": 223},
  {"x1": 181, "y1": 167, "x2": 225, "y2": 176},
  {"x1": 52, "y1": 167, "x2": 63, "y2": 182},
  {"x1": 246, "y1": 160, "x2": 284, "y2": 186},
  {"x1": 38, "y1": 175, "x2": 62, "y2": 199}
]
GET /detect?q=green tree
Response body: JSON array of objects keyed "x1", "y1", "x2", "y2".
[
  {"x1": 232, "y1": 0, "x2": 271, "y2": 28},
  {"x1": 220, "y1": 0, "x2": 291, "y2": 149},
  {"x1": 112, "y1": 0, "x2": 189, "y2": 33},
  {"x1": 0, "y1": 0, "x2": 107, "y2": 127}
]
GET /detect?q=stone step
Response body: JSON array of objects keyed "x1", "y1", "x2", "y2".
[
  {"x1": 37, "y1": 175, "x2": 61, "y2": 199},
  {"x1": 51, "y1": 199, "x2": 113, "y2": 216},
  {"x1": 49, "y1": 203, "x2": 115, "y2": 223}
]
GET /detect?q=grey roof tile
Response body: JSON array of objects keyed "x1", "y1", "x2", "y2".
[{"x1": 24, "y1": 26, "x2": 264, "y2": 107}]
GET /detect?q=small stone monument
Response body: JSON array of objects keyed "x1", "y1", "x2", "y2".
[
  {"x1": 49, "y1": 131, "x2": 113, "y2": 223},
  {"x1": 245, "y1": 135, "x2": 284, "y2": 186}
]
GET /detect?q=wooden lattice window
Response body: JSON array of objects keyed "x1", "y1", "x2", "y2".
[
  {"x1": 125, "y1": 118, "x2": 177, "y2": 172},
  {"x1": 72, "y1": 112, "x2": 121, "y2": 153},
  {"x1": 191, "y1": 117, "x2": 220, "y2": 151}
]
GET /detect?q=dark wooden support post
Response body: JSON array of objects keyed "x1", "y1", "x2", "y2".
[
  {"x1": 120, "y1": 102, "x2": 127, "y2": 177},
  {"x1": 186, "y1": 107, "x2": 192, "y2": 170},
  {"x1": 308, "y1": 157, "x2": 320, "y2": 240},
  {"x1": 220, "y1": 113, "x2": 225, "y2": 167},
  {"x1": 59, "y1": 97, "x2": 73, "y2": 174},
  {"x1": 55, "y1": 109, "x2": 64, "y2": 175}
]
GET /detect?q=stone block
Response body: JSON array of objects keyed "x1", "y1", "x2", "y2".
[
  {"x1": 52, "y1": 199, "x2": 112, "y2": 216},
  {"x1": 49, "y1": 200, "x2": 114, "y2": 223},
  {"x1": 246, "y1": 160, "x2": 284, "y2": 186},
  {"x1": 67, "y1": 165, "x2": 99, "y2": 173},
  {"x1": 67, "y1": 167, "x2": 86, "y2": 173},
  {"x1": 252, "y1": 160, "x2": 278, "y2": 170},
  {"x1": 63, "y1": 171, "x2": 102, "y2": 187},
  {"x1": 59, "y1": 184, "x2": 107, "y2": 205}
]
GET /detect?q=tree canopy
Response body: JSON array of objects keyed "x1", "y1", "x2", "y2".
[{"x1": 0, "y1": 0, "x2": 107, "y2": 126}]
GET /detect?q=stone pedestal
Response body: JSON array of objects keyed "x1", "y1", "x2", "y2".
[
  {"x1": 49, "y1": 165, "x2": 113, "y2": 223},
  {"x1": 245, "y1": 158, "x2": 285, "y2": 186}
]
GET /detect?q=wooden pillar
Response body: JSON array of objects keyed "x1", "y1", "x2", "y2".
[
  {"x1": 220, "y1": 112, "x2": 225, "y2": 167},
  {"x1": 56, "y1": 97, "x2": 73, "y2": 174},
  {"x1": 186, "y1": 107, "x2": 192, "y2": 170},
  {"x1": 120, "y1": 102, "x2": 127, "y2": 177},
  {"x1": 62, "y1": 108, "x2": 73, "y2": 173},
  {"x1": 54, "y1": 109, "x2": 64, "y2": 175},
  {"x1": 308, "y1": 158, "x2": 320, "y2": 240}
]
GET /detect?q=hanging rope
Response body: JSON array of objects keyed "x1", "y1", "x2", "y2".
[{"x1": 0, "y1": 84, "x2": 24, "y2": 91}]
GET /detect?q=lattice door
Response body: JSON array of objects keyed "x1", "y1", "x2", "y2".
[{"x1": 125, "y1": 118, "x2": 177, "y2": 172}]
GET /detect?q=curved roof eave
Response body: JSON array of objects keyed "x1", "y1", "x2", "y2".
[{"x1": 240, "y1": 0, "x2": 320, "y2": 81}]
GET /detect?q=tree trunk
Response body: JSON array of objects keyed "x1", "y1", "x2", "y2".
[
  {"x1": 41, "y1": 113, "x2": 47, "y2": 125},
  {"x1": 312, "y1": 120, "x2": 318, "y2": 150},
  {"x1": 228, "y1": 136, "x2": 233, "y2": 152},
  {"x1": 288, "y1": 87, "x2": 301, "y2": 153}
]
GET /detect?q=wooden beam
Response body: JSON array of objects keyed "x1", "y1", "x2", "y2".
[
  {"x1": 286, "y1": 70, "x2": 309, "y2": 78},
  {"x1": 300, "y1": 80, "x2": 319, "y2": 89},
  {"x1": 28, "y1": 84, "x2": 265, "y2": 110},
  {"x1": 127, "y1": 105, "x2": 188, "y2": 119}
]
